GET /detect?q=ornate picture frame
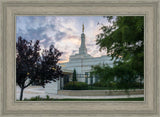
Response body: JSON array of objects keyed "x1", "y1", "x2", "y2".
[{"x1": 0, "y1": 0, "x2": 159, "y2": 117}]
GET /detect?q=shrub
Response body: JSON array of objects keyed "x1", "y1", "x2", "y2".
[
  {"x1": 116, "y1": 81, "x2": 144, "y2": 89},
  {"x1": 130, "y1": 82, "x2": 144, "y2": 89},
  {"x1": 24, "y1": 96, "x2": 42, "y2": 101},
  {"x1": 93, "y1": 82, "x2": 107, "y2": 87},
  {"x1": 24, "y1": 96, "x2": 53, "y2": 101},
  {"x1": 46, "y1": 95, "x2": 50, "y2": 100},
  {"x1": 93, "y1": 81, "x2": 118, "y2": 89},
  {"x1": 63, "y1": 81, "x2": 88, "y2": 90},
  {"x1": 107, "y1": 82, "x2": 117, "y2": 89}
]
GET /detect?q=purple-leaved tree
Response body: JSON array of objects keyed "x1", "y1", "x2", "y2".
[{"x1": 16, "y1": 36, "x2": 63, "y2": 101}]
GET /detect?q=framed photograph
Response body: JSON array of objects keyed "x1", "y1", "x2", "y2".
[
  {"x1": 0, "y1": 0, "x2": 159, "y2": 117},
  {"x1": 15, "y1": 15, "x2": 144, "y2": 102}
]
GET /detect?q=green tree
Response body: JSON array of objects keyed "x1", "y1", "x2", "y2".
[
  {"x1": 72, "y1": 69, "x2": 77, "y2": 81},
  {"x1": 95, "y1": 16, "x2": 144, "y2": 89},
  {"x1": 96, "y1": 16, "x2": 144, "y2": 76},
  {"x1": 113, "y1": 61, "x2": 138, "y2": 89},
  {"x1": 91, "y1": 64, "x2": 114, "y2": 87}
]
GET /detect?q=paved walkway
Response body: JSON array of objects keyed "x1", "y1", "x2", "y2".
[{"x1": 16, "y1": 86, "x2": 144, "y2": 100}]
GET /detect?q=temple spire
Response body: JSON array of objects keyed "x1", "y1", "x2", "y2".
[
  {"x1": 79, "y1": 24, "x2": 87, "y2": 55},
  {"x1": 82, "y1": 24, "x2": 84, "y2": 33}
]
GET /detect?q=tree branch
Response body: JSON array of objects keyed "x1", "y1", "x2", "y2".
[{"x1": 24, "y1": 81, "x2": 33, "y2": 89}]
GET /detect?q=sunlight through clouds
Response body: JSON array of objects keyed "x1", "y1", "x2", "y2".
[{"x1": 16, "y1": 16, "x2": 110, "y2": 63}]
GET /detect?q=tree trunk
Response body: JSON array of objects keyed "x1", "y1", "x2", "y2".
[{"x1": 20, "y1": 88, "x2": 24, "y2": 101}]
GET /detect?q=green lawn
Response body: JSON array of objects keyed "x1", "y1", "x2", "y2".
[{"x1": 22, "y1": 97, "x2": 144, "y2": 101}]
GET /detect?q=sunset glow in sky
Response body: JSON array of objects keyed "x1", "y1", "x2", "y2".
[{"x1": 16, "y1": 16, "x2": 111, "y2": 63}]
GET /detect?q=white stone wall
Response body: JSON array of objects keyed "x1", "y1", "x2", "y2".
[{"x1": 45, "y1": 80, "x2": 60, "y2": 94}]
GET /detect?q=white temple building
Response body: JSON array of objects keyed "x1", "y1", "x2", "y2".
[
  {"x1": 59, "y1": 24, "x2": 114, "y2": 88},
  {"x1": 44, "y1": 25, "x2": 143, "y2": 94}
]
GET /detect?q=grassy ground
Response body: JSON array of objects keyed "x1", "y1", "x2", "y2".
[{"x1": 22, "y1": 97, "x2": 144, "y2": 101}]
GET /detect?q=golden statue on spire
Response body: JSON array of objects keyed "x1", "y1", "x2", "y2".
[{"x1": 82, "y1": 24, "x2": 84, "y2": 33}]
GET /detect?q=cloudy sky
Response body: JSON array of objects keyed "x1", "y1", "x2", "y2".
[{"x1": 16, "y1": 16, "x2": 111, "y2": 63}]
